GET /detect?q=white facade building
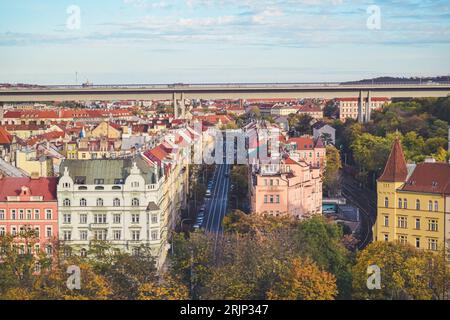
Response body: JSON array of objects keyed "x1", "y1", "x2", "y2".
[{"x1": 57, "y1": 157, "x2": 170, "y2": 267}]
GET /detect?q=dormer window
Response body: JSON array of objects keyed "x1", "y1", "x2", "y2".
[
  {"x1": 20, "y1": 186, "x2": 30, "y2": 196},
  {"x1": 131, "y1": 181, "x2": 140, "y2": 188}
]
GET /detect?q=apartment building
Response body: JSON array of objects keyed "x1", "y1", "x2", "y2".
[
  {"x1": 250, "y1": 157, "x2": 322, "y2": 218},
  {"x1": 337, "y1": 97, "x2": 390, "y2": 121},
  {"x1": 284, "y1": 136, "x2": 326, "y2": 170},
  {"x1": 374, "y1": 139, "x2": 450, "y2": 252},
  {"x1": 0, "y1": 176, "x2": 58, "y2": 255}
]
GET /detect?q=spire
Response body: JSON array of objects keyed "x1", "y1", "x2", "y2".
[{"x1": 378, "y1": 138, "x2": 408, "y2": 183}]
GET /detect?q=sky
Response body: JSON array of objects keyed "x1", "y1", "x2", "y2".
[{"x1": 0, "y1": 0, "x2": 450, "y2": 84}]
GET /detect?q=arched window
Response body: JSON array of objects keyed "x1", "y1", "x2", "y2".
[
  {"x1": 416, "y1": 199, "x2": 421, "y2": 210},
  {"x1": 132, "y1": 198, "x2": 140, "y2": 207},
  {"x1": 63, "y1": 199, "x2": 71, "y2": 207},
  {"x1": 80, "y1": 198, "x2": 87, "y2": 207},
  {"x1": 398, "y1": 198, "x2": 402, "y2": 208},
  {"x1": 384, "y1": 197, "x2": 389, "y2": 208},
  {"x1": 434, "y1": 201, "x2": 439, "y2": 212},
  {"x1": 403, "y1": 199, "x2": 408, "y2": 209},
  {"x1": 428, "y1": 200, "x2": 433, "y2": 211},
  {"x1": 80, "y1": 248, "x2": 87, "y2": 258},
  {"x1": 97, "y1": 198, "x2": 104, "y2": 207},
  {"x1": 113, "y1": 198, "x2": 121, "y2": 207}
]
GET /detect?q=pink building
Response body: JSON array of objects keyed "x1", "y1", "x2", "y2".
[
  {"x1": 0, "y1": 176, "x2": 58, "y2": 255},
  {"x1": 250, "y1": 157, "x2": 322, "y2": 218},
  {"x1": 284, "y1": 136, "x2": 326, "y2": 170}
]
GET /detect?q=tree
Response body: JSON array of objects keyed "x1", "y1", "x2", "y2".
[
  {"x1": 323, "y1": 145, "x2": 342, "y2": 197},
  {"x1": 267, "y1": 258, "x2": 337, "y2": 300},
  {"x1": 138, "y1": 275, "x2": 189, "y2": 300},
  {"x1": 352, "y1": 242, "x2": 450, "y2": 300},
  {"x1": 295, "y1": 216, "x2": 353, "y2": 299}
]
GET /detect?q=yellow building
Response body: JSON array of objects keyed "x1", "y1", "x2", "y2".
[{"x1": 374, "y1": 139, "x2": 450, "y2": 252}]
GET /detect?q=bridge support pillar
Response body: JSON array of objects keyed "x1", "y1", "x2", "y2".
[
  {"x1": 180, "y1": 92, "x2": 186, "y2": 119},
  {"x1": 366, "y1": 91, "x2": 372, "y2": 123},
  {"x1": 358, "y1": 91, "x2": 364, "y2": 124},
  {"x1": 173, "y1": 92, "x2": 179, "y2": 119}
]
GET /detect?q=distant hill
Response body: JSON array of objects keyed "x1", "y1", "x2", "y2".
[{"x1": 342, "y1": 76, "x2": 450, "y2": 85}]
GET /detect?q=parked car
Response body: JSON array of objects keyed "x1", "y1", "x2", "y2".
[{"x1": 205, "y1": 190, "x2": 211, "y2": 197}]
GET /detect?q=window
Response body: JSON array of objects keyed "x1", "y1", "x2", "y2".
[
  {"x1": 0, "y1": 210, "x2": 4, "y2": 220},
  {"x1": 276, "y1": 195, "x2": 280, "y2": 203},
  {"x1": 428, "y1": 220, "x2": 438, "y2": 232},
  {"x1": 94, "y1": 179, "x2": 104, "y2": 185},
  {"x1": 93, "y1": 230, "x2": 107, "y2": 241},
  {"x1": 34, "y1": 227, "x2": 40, "y2": 237},
  {"x1": 113, "y1": 214, "x2": 121, "y2": 224},
  {"x1": 415, "y1": 218, "x2": 420, "y2": 230},
  {"x1": 11, "y1": 227, "x2": 17, "y2": 236},
  {"x1": 151, "y1": 230, "x2": 158, "y2": 241},
  {"x1": 63, "y1": 214, "x2": 71, "y2": 224},
  {"x1": 113, "y1": 230, "x2": 121, "y2": 240},
  {"x1": 384, "y1": 216, "x2": 389, "y2": 227},
  {"x1": 94, "y1": 214, "x2": 107, "y2": 224},
  {"x1": 264, "y1": 195, "x2": 268, "y2": 203},
  {"x1": 403, "y1": 199, "x2": 408, "y2": 209},
  {"x1": 415, "y1": 237, "x2": 420, "y2": 249},
  {"x1": 19, "y1": 210, "x2": 24, "y2": 219},
  {"x1": 416, "y1": 199, "x2": 421, "y2": 210},
  {"x1": 113, "y1": 198, "x2": 121, "y2": 207},
  {"x1": 151, "y1": 214, "x2": 158, "y2": 224},
  {"x1": 434, "y1": 201, "x2": 439, "y2": 212},
  {"x1": 384, "y1": 234, "x2": 389, "y2": 242},
  {"x1": 384, "y1": 197, "x2": 389, "y2": 208},
  {"x1": 46, "y1": 227, "x2": 52, "y2": 238},
  {"x1": 131, "y1": 181, "x2": 140, "y2": 188},
  {"x1": 63, "y1": 199, "x2": 71, "y2": 207},
  {"x1": 398, "y1": 198, "x2": 402, "y2": 208},
  {"x1": 63, "y1": 231, "x2": 72, "y2": 241},
  {"x1": 46, "y1": 245, "x2": 53, "y2": 255},
  {"x1": 398, "y1": 216, "x2": 407, "y2": 229},
  {"x1": 399, "y1": 235, "x2": 408, "y2": 245},
  {"x1": 46, "y1": 210, "x2": 52, "y2": 220},
  {"x1": 79, "y1": 214, "x2": 87, "y2": 224},
  {"x1": 10, "y1": 209, "x2": 16, "y2": 220},
  {"x1": 80, "y1": 230, "x2": 88, "y2": 241},
  {"x1": 0, "y1": 227, "x2": 5, "y2": 236},
  {"x1": 428, "y1": 239, "x2": 438, "y2": 251},
  {"x1": 131, "y1": 230, "x2": 140, "y2": 241},
  {"x1": 131, "y1": 198, "x2": 140, "y2": 207},
  {"x1": 80, "y1": 248, "x2": 87, "y2": 257},
  {"x1": 26, "y1": 209, "x2": 32, "y2": 220},
  {"x1": 34, "y1": 209, "x2": 40, "y2": 220},
  {"x1": 80, "y1": 198, "x2": 87, "y2": 207},
  {"x1": 96, "y1": 198, "x2": 104, "y2": 207},
  {"x1": 131, "y1": 214, "x2": 140, "y2": 224},
  {"x1": 428, "y1": 200, "x2": 433, "y2": 212},
  {"x1": 269, "y1": 195, "x2": 274, "y2": 203}
]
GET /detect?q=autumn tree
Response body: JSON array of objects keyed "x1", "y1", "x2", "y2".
[
  {"x1": 323, "y1": 145, "x2": 342, "y2": 197},
  {"x1": 267, "y1": 258, "x2": 337, "y2": 300},
  {"x1": 352, "y1": 242, "x2": 450, "y2": 300}
]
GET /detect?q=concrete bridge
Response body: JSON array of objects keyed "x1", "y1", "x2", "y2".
[{"x1": 1, "y1": 82, "x2": 450, "y2": 121}]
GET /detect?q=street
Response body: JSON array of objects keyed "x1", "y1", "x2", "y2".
[{"x1": 203, "y1": 164, "x2": 231, "y2": 233}]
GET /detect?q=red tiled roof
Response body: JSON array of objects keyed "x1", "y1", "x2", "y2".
[
  {"x1": 378, "y1": 138, "x2": 408, "y2": 183},
  {"x1": 0, "y1": 177, "x2": 57, "y2": 201},
  {"x1": 287, "y1": 137, "x2": 315, "y2": 150},
  {"x1": 0, "y1": 126, "x2": 12, "y2": 144},
  {"x1": 401, "y1": 162, "x2": 450, "y2": 194}
]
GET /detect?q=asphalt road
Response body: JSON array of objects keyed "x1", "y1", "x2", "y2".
[{"x1": 203, "y1": 164, "x2": 231, "y2": 233}]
